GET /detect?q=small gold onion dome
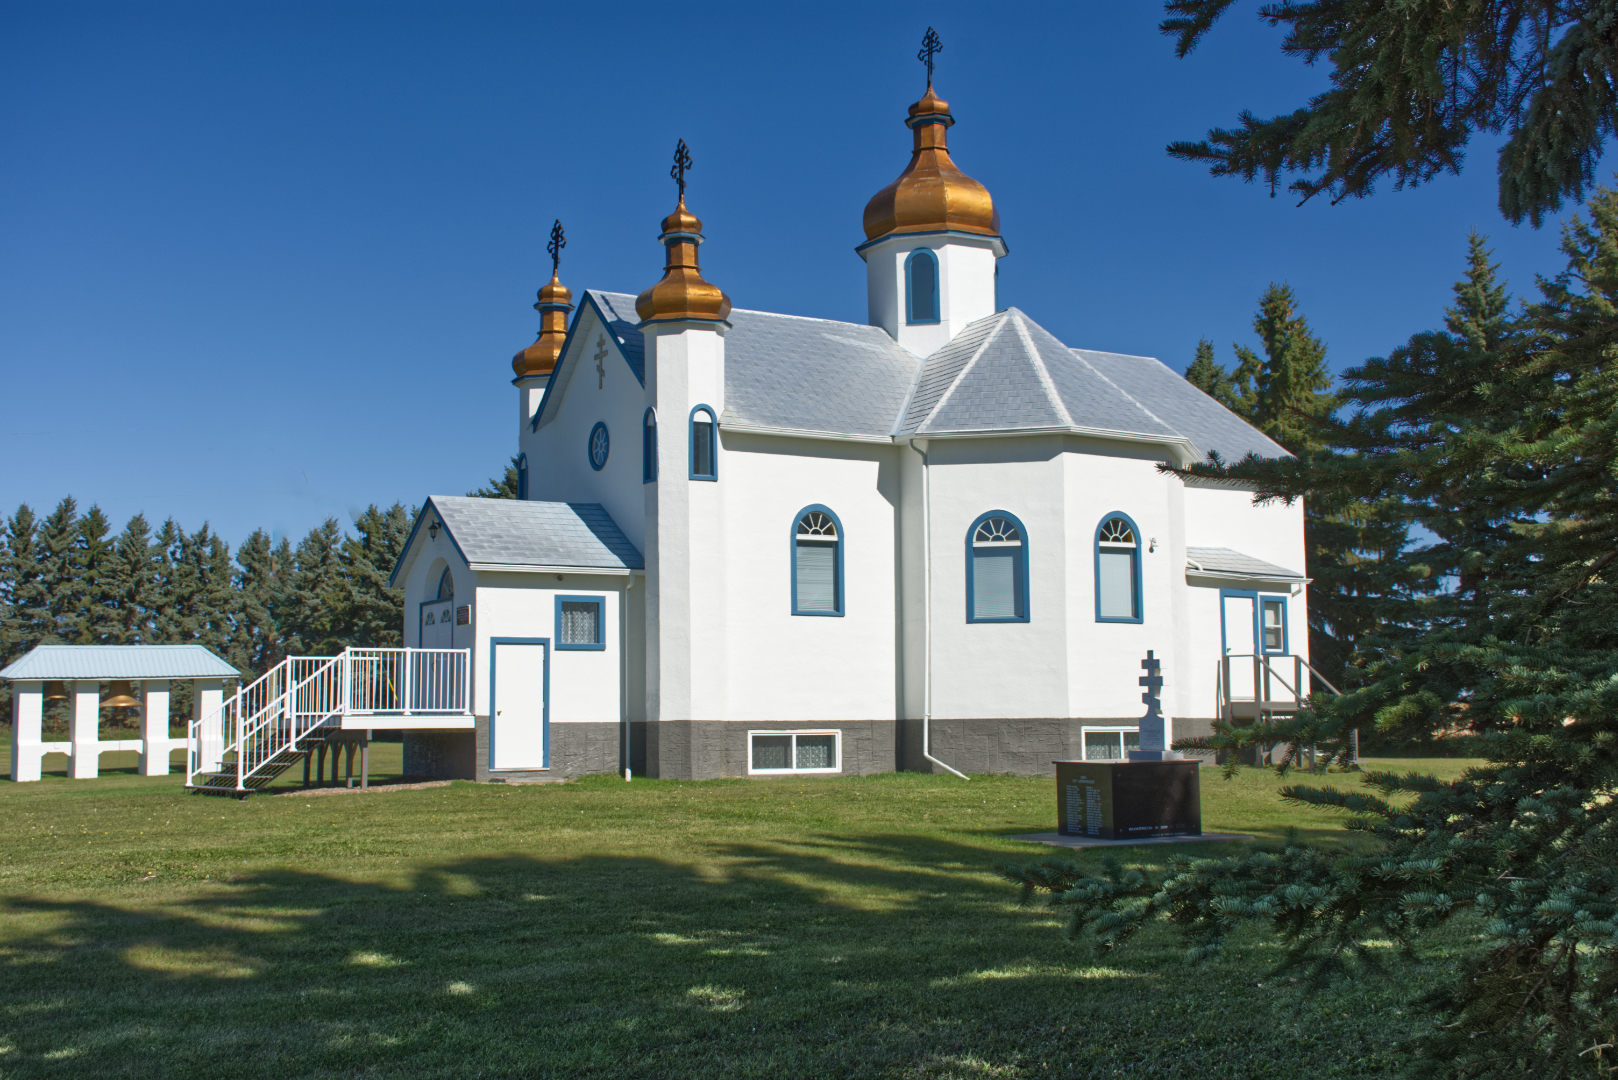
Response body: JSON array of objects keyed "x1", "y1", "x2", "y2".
[
  {"x1": 512, "y1": 270, "x2": 574, "y2": 379},
  {"x1": 636, "y1": 194, "x2": 731, "y2": 324},
  {"x1": 863, "y1": 83, "x2": 1000, "y2": 242}
]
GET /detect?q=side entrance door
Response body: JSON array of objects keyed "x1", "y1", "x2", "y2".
[
  {"x1": 420, "y1": 600, "x2": 452, "y2": 648},
  {"x1": 1221, "y1": 591, "x2": 1258, "y2": 701},
  {"x1": 491, "y1": 638, "x2": 548, "y2": 770}
]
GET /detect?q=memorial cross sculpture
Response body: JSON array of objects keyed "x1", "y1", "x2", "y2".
[{"x1": 1128, "y1": 650, "x2": 1181, "y2": 761}]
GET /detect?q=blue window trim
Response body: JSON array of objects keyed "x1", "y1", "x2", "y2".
[
  {"x1": 1094, "y1": 511, "x2": 1144, "y2": 624},
  {"x1": 554, "y1": 594, "x2": 607, "y2": 651},
  {"x1": 905, "y1": 248, "x2": 941, "y2": 325},
  {"x1": 587, "y1": 421, "x2": 609, "y2": 471},
  {"x1": 516, "y1": 452, "x2": 529, "y2": 500},
  {"x1": 1218, "y1": 589, "x2": 1290, "y2": 654},
  {"x1": 789, "y1": 504, "x2": 845, "y2": 617},
  {"x1": 689, "y1": 404, "x2": 717, "y2": 481},
  {"x1": 489, "y1": 637, "x2": 549, "y2": 770},
  {"x1": 642, "y1": 408, "x2": 657, "y2": 484},
  {"x1": 965, "y1": 509, "x2": 1031, "y2": 624}
]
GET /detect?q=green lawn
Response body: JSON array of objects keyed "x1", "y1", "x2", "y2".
[{"x1": 0, "y1": 755, "x2": 1479, "y2": 1078}]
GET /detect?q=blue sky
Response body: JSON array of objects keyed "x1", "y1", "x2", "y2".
[{"x1": 0, "y1": 2, "x2": 1589, "y2": 550}]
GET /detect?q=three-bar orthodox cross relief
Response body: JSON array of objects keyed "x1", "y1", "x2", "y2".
[{"x1": 594, "y1": 335, "x2": 608, "y2": 389}]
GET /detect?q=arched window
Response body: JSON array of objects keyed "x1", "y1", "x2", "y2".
[
  {"x1": 587, "y1": 422, "x2": 610, "y2": 471},
  {"x1": 516, "y1": 452, "x2": 529, "y2": 500},
  {"x1": 906, "y1": 249, "x2": 939, "y2": 325},
  {"x1": 436, "y1": 568, "x2": 454, "y2": 601},
  {"x1": 642, "y1": 408, "x2": 657, "y2": 483},
  {"x1": 791, "y1": 505, "x2": 843, "y2": 616},
  {"x1": 689, "y1": 404, "x2": 717, "y2": 481},
  {"x1": 967, "y1": 511, "x2": 1028, "y2": 622},
  {"x1": 1095, "y1": 513, "x2": 1142, "y2": 623}
]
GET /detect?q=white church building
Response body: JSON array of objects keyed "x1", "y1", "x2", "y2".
[{"x1": 387, "y1": 67, "x2": 1309, "y2": 783}]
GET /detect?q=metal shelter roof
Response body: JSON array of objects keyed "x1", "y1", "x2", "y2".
[
  {"x1": 0, "y1": 645, "x2": 240, "y2": 682},
  {"x1": 1185, "y1": 547, "x2": 1306, "y2": 583}
]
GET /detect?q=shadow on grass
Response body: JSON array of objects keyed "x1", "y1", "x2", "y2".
[{"x1": 0, "y1": 829, "x2": 1425, "y2": 1080}]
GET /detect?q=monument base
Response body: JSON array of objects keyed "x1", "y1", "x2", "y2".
[
  {"x1": 1055, "y1": 760, "x2": 1201, "y2": 840},
  {"x1": 1127, "y1": 749, "x2": 1183, "y2": 761}
]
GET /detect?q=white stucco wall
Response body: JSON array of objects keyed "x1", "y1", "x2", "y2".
[
  {"x1": 523, "y1": 302, "x2": 650, "y2": 553},
  {"x1": 718, "y1": 431, "x2": 901, "y2": 721},
  {"x1": 473, "y1": 571, "x2": 626, "y2": 725},
  {"x1": 861, "y1": 234, "x2": 1002, "y2": 357}
]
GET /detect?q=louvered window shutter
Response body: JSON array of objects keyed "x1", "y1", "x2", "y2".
[
  {"x1": 973, "y1": 549, "x2": 1017, "y2": 618},
  {"x1": 796, "y1": 542, "x2": 837, "y2": 611}
]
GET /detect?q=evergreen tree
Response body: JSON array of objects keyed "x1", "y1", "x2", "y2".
[
  {"x1": 1010, "y1": 192, "x2": 1618, "y2": 1076},
  {"x1": 72, "y1": 505, "x2": 115, "y2": 645},
  {"x1": 1183, "y1": 337, "x2": 1240, "y2": 411},
  {"x1": 282, "y1": 519, "x2": 345, "y2": 657},
  {"x1": 35, "y1": 498, "x2": 80, "y2": 645},
  {"x1": 104, "y1": 513, "x2": 159, "y2": 645},
  {"x1": 231, "y1": 528, "x2": 285, "y2": 677},
  {"x1": 337, "y1": 503, "x2": 410, "y2": 648},
  {"x1": 1161, "y1": 1, "x2": 1618, "y2": 225},
  {"x1": 469, "y1": 456, "x2": 521, "y2": 499},
  {"x1": 0, "y1": 505, "x2": 46, "y2": 664}
]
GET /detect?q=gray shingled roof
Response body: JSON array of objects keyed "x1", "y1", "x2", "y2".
[
  {"x1": 1, "y1": 645, "x2": 239, "y2": 681},
  {"x1": 1077, "y1": 349, "x2": 1288, "y2": 462},
  {"x1": 589, "y1": 292, "x2": 646, "y2": 385},
  {"x1": 589, "y1": 292, "x2": 919, "y2": 438},
  {"x1": 1185, "y1": 547, "x2": 1304, "y2": 582},
  {"x1": 898, "y1": 309, "x2": 1185, "y2": 442},
  {"x1": 402, "y1": 497, "x2": 643, "y2": 577},
  {"x1": 560, "y1": 295, "x2": 1282, "y2": 458}
]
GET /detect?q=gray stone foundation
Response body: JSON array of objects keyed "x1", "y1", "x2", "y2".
[
  {"x1": 900, "y1": 717, "x2": 1220, "y2": 776},
  {"x1": 648, "y1": 720, "x2": 898, "y2": 780},
  {"x1": 408, "y1": 717, "x2": 1220, "y2": 782}
]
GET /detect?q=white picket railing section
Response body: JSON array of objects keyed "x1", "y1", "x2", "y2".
[{"x1": 188, "y1": 647, "x2": 471, "y2": 793}]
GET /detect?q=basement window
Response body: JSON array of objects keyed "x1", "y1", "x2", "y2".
[
  {"x1": 1081, "y1": 727, "x2": 1141, "y2": 761},
  {"x1": 748, "y1": 730, "x2": 841, "y2": 775}
]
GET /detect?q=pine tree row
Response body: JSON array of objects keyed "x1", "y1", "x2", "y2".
[{"x1": 0, "y1": 499, "x2": 414, "y2": 709}]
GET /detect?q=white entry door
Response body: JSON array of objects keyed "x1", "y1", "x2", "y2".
[
  {"x1": 1222, "y1": 593, "x2": 1258, "y2": 701},
  {"x1": 420, "y1": 600, "x2": 452, "y2": 648},
  {"x1": 492, "y1": 640, "x2": 548, "y2": 770}
]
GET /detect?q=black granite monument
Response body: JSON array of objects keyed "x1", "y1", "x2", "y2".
[{"x1": 1053, "y1": 651, "x2": 1203, "y2": 840}]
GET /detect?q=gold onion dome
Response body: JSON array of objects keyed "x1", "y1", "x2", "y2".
[
  {"x1": 862, "y1": 77, "x2": 1000, "y2": 242},
  {"x1": 513, "y1": 220, "x2": 575, "y2": 379},
  {"x1": 637, "y1": 140, "x2": 731, "y2": 325}
]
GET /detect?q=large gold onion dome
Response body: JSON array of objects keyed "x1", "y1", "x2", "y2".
[
  {"x1": 862, "y1": 63, "x2": 1000, "y2": 242},
  {"x1": 637, "y1": 140, "x2": 731, "y2": 325},
  {"x1": 513, "y1": 220, "x2": 575, "y2": 379}
]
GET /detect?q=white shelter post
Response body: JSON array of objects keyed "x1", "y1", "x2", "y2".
[
  {"x1": 194, "y1": 678, "x2": 225, "y2": 773},
  {"x1": 10, "y1": 680, "x2": 44, "y2": 783},
  {"x1": 70, "y1": 680, "x2": 100, "y2": 779},
  {"x1": 140, "y1": 678, "x2": 171, "y2": 776}
]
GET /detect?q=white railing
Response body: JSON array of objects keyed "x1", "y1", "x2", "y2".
[
  {"x1": 188, "y1": 648, "x2": 471, "y2": 792},
  {"x1": 1215, "y1": 653, "x2": 1343, "y2": 722}
]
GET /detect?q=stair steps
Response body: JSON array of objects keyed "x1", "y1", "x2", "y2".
[{"x1": 187, "y1": 722, "x2": 345, "y2": 797}]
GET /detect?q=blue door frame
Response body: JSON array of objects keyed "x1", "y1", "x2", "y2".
[
  {"x1": 1219, "y1": 589, "x2": 1289, "y2": 654},
  {"x1": 489, "y1": 637, "x2": 550, "y2": 770}
]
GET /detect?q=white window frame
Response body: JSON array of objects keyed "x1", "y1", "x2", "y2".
[
  {"x1": 746, "y1": 729, "x2": 842, "y2": 775},
  {"x1": 1079, "y1": 725, "x2": 1140, "y2": 762}
]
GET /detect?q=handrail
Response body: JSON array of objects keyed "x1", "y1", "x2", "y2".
[{"x1": 188, "y1": 648, "x2": 473, "y2": 791}]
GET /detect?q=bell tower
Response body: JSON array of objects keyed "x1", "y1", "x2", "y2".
[
  {"x1": 512, "y1": 220, "x2": 573, "y2": 439},
  {"x1": 859, "y1": 29, "x2": 1007, "y2": 357},
  {"x1": 637, "y1": 140, "x2": 733, "y2": 777}
]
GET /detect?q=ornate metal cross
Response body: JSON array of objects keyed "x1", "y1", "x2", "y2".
[
  {"x1": 595, "y1": 335, "x2": 608, "y2": 389},
  {"x1": 671, "y1": 139, "x2": 693, "y2": 200},
  {"x1": 547, "y1": 219, "x2": 565, "y2": 274},
  {"x1": 918, "y1": 27, "x2": 942, "y2": 85}
]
